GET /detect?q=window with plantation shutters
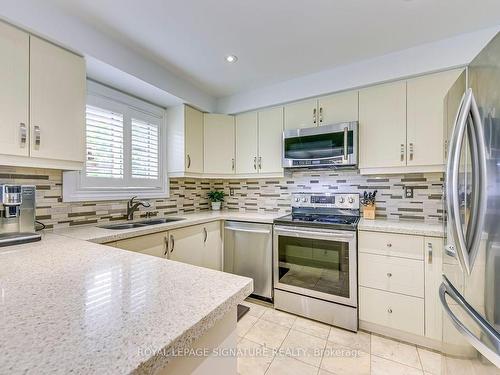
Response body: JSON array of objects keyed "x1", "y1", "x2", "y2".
[
  {"x1": 131, "y1": 118, "x2": 159, "y2": 180},
  {"x1": 85, "y1": 105, "x2": 124, "y2": 179},
  {"x1": 63, "y1": 81, "x2": 168, "y2": 202}
]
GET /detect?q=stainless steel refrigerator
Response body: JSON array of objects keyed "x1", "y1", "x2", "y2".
[{"x1": 442, "y1": 32, "x2": 500, "y2": 373}]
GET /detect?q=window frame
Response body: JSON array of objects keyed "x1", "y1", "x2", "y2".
[{"x1": 63, "y1": 81, "x2": 169, "y2": 202}]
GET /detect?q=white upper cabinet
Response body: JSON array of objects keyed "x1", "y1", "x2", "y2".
[
  {"x1": 318, "y1": 90, "x2": 358, "y2": 125},
  {"x1": 235, "y1": 112, "x2": 258, "y2": 174},
  {"x1": 184, "y1": 106, "x2": 204, "y2": 173},
  {"x1": 407, "y1": 69, "x2": 464, "y2": 167},
  {"x1": 258, "y1": 107, "x2": 284, "y2": 174},
  {"x1": 0, "y1": 22, "x2": 29, "y2": 158},
  {"x1": 284, "y1": 99, "x2": 317, "y2": 130},
  {"x1": 204, "y1": 113, "x2": 235, "y2": 174},
  {"x1": 30, "y1": 36, "x2": 85, "y2": 163},
  {"x1": 359, "y1": 81, "x2": 407, "y2": 169}
]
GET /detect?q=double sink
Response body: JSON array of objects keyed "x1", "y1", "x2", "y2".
[{"x1": 100, "y1": 217, "x2": 185, "y2": 230}]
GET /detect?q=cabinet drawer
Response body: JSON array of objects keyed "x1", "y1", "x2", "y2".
[
  {"x1": 359, "y1": 253, "x2": 424, "y2": 297},
  {"x1": 359, "y1": 287, "x2": 424, "y2": 336},
  {"x1": 359, "y1": 231, "x2": 423, "y2": 260}
]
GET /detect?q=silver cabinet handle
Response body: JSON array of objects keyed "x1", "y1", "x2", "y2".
[
  {"x1": 445, "y1": 89, "x2": 487, "y2": 274},
  {"x1": 231, "y1": 158, "x2": 235, "y2": 171},
  {"x1": 386, "y1": 243, "x2": 392, "y2": 248},
  {"x1": 400, "y1": 144, "x2": 405, "y2": 162},
  {"x1": 187, "y1": 154, "x2": 191, "y2": 169},
  {"x1": 170, "y1": 234, "x2": 175, "y2": 253},
  {"x1": 319, "y1": 107, "x2": 323, "y2": 124},
  {"x1": 313, "y1": 108, "x2": 317, "y2": 125},
  {"x1": 386, "y1": 272, "x2": 392, "y2": 278},
  {"x1": 20, "y1": 123, "x2": 27, "y2": 146},
  {"x1": 253, "y1": 157, "x2": 257, "y2": 170},
  {"x1": 387, "y1": 308, "x2": 393, "y2": 314},
  {"x1": 34, "y1": 125, "x2": 41, "y2": 148},
  {"x1": 409, "y1": 143, "x2": 414, "y2": 161},
  {"x1": 258, "y1": 156, "x2": 262, "y2": 170},
  {"x1": 163, "y1": 235, "x2": 169, "y2": 257},
  {"x1": 427, "y1": 242, "x2": 433, "y2": 264},
  {"x1": 203, "y1": 227, "x2": 208, "y2": 244},
  {"x1": 440, "y1": 276, "x2": 500, "y2": 367}
]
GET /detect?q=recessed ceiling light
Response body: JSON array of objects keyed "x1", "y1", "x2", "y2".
[{"x1": 225, "y1": 55, "x2": 238, "y2": 63}]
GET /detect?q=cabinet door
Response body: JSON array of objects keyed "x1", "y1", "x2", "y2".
[
  {"x1": 201, "y1": 221, "x2": 222, "y2": 271},
  {"x1": 359, "y1": 81, "x2": 407, "y2": 169},
  {"x1": 258, "y1": 107, "x2": 284, "y2": 174},
  {"x1": 284, "y1": 99, "x2": 317, "y2": 130},
  {"x1": 407, "y1": 69, "x2": 464, "y2": 167},
  {"x1": 424, "y1": 237, "x2": 444, "y2": 340},
  {"x1": 168, "y1": 225, "x2": 203, "y2": 267},
  {"x1": 318, "y1": 90, "x2": 358, "y2": 125},
  {"x1": 0, "y1": 22, "x2": 29, "y2": 157},
  {"x1": 235, "y1": 112, "x2": 258, "y2": 174},
  {"x1": 30, "y1": 36, "x2": 85, "y2": 162},
  {"x1": 114, "y1": 232, "x2": 168, "y2": 258},
  {"x1": 204, "y1": 114, "x2": 235, "y2": 174},
  {"x1": 444, "y1": 70, "x2": 467, "y2": 163},
  {"x1": 185, "y1": 106, "x2": 204, "y2": 173}
]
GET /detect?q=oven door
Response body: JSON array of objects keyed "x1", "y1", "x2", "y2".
[
  {"x1": 282, "y1": 122, "x2": 358, "y2": 168},
  {"x1": 273, "y1": 225, "x2": 357, "y2": 307}
]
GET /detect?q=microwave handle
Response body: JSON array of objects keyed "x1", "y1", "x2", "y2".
[{"x1": 343, "y1": 127, "x2": 348, "y2": 160}]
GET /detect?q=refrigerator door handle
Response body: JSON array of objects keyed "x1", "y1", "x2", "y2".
[
  {"x1": 439, "y1": 276, "x2": 500, "y2": 367},
  {"x1": 445, "y1": 89, "x2": 487, "y2": 275}
]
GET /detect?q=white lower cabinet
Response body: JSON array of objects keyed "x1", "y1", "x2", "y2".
[
  {"x1": 113, "y1": 231, "x2": 168, "y2": 258},
  {"x1": 168, "y1": 222, "x2": 222, "y2": 271},
  {"x1": 359, "y1": 230, "x2": 443, "y2": 342}
]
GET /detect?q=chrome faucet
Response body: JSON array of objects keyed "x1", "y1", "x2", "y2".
[{"x1": 126, "y1": 196, "x2": 151, "y2": 220}]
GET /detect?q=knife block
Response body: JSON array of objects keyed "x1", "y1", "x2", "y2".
[{"x1": 363, "y1": 205, "x2": 376, "y2": 220}]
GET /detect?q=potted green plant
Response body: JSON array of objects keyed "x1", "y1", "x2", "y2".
[{"x1": 207, "y1": 190, "x2": 226, "y2": 211}]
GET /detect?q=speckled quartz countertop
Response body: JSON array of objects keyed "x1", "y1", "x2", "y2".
[
  {"x1": 53, "y1": 210, "x2": 284, "y2": 243},
  {"x1": 358, "y1": 218, "x2": 445, "y2": 237},
  {"x1": 0, "y1": 233, "x2": 253, "y2": 375}
]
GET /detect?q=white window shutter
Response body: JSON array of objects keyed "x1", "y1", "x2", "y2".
[
  {"x1": 85, "y1": 105, "x2": 124, "y2": 178},
  {"x1": 131, "y1": 118, "x2": 159, "y2": 180}
]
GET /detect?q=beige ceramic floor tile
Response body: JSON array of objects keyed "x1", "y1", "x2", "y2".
[
  {"x1": 261, "y1": 308, "x2": 297, "y2": 328},
  {"x1": 279, "y1": 329, "x2": 327, "y2": 367},
  {"x1": 237, "y1": 313, "x2": 259, "y2": 338},
  {"x1": 320, "y1": 342, "x2": 370, "y2": 375},
  {"x1": 265, "y1": 355, "x2": 319, "y2": 375},
  {"x1": 292, "y1": 316, "x2": 331, "y2": 340},
  {"x1": 242, "y1": 300, "x2": 270, "y2": 318},
  {"x1": 417, "y1": 348, "x2": 442, "y2": 375},
  {"x1": 371, "y1": 334, "x2": 421, "y2": 369},
  {"x1": 245, "y1": 318, "x2": 290, "y2": 350},
  {"x1": 237, "y1": 337, "x2": 275, "y2": 375},
  {"x1": 443, "y1": 356, "x2": 476, "y2": 375},
  {"x1": 328, "y1": 327, "x2": 371, "y2": 353},
  {"x1": 371, "y1": 355, "x2": 424, "y2": 375}
]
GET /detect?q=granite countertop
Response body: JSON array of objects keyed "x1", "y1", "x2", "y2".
[
  {"x1": 358, "y1": 218, "x2": 445, "y2": 237},
  {"x1": 53, "y1": 210, "x2": 284, "y2": 243},
  {"x1": 0, "y1": 233, "x2": 253, "y2": 375}
]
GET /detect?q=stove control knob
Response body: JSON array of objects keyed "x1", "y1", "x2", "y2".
[
  {"x1": 348, "y1": 197, "x2": 354, "y2": 204},
  {"x1": 302, "y1": 197, "x2": 307, "y2": 203},
  {"x1": 294, "y1": 197, "x2": 300, "y2": 202},
  {"x1": 338, "y1": 197, "x2": 345, "y2": 203}
]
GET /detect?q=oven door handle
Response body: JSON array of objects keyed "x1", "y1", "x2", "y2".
[{"x1": 274, "y1": 226, "x2": 355, "y2": 241}]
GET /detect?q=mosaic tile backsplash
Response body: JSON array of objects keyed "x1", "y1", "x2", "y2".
[{"x1": 0, "y1": 167, "x2": 444, "y2": 229}]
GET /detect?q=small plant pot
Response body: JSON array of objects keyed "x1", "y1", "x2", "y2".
[
  {"x1": 211, "y1": 201, "x2": 222, "y2": 211},
  {"x1": 363, "y1": 205, "x2": 376, "y2": 220}
]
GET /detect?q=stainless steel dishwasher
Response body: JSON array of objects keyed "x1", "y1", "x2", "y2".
[{"x1": 224, "y1": 221, "x2": 273, "y2": 301}]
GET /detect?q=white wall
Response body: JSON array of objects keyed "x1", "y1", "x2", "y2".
[
  {"x1": 0, "y1": 0, "x2": 216, "y2": 112},
  {"x1": 216, "y1": 26, "x2": 500, "y2": 114}
]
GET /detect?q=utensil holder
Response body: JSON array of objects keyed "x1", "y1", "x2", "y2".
[{"x1": 363, "y1": 205, "x2": 376, "y2": 220}]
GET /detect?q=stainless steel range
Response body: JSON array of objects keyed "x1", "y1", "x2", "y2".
[{"x1": 273, "y1": 192, "x2": 359, "y2": 331}]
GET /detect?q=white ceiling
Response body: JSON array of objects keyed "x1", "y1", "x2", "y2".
[{"x1": 47, "y1": 0, "x2": 500, "y2": 98}]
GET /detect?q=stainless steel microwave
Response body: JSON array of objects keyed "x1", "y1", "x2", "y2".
[{"x1": 282, "y1": 121, "x2": 358, "y2": 169}]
